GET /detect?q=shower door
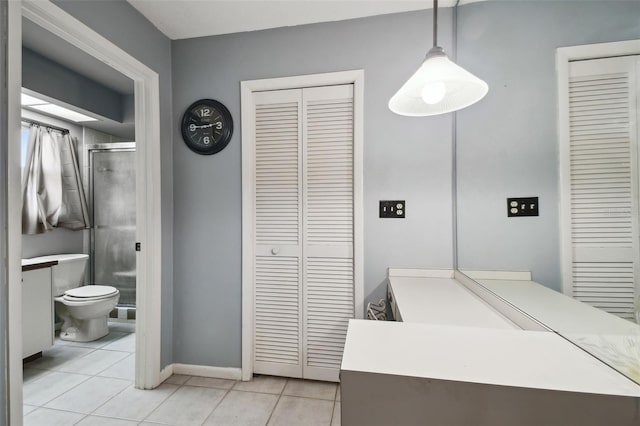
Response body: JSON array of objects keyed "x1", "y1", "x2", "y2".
[{"x1": 89, "y1": 145, "x2": 136, "y2": 306}]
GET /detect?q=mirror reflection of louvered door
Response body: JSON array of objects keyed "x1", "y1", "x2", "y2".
[
  {"x1": 252, "y1": 85, "x2": 355, "y2": 381},
  {"x1": 564, "y1": 56, "x2": 640, "y2": 321}
]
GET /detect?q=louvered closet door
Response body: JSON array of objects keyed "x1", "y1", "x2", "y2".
[
  {"x1": 253, "y1": 89, "x2": 304, "y2": 378},
  {"x1": 252, "y1": 84, "x2": 355, "y2": 382},
  {"x1": 302, "y1": 85, "x2": 354, "y2": 382},
  {"x1": 567, "y1": 56, "x2": 639, "y2": 320}
]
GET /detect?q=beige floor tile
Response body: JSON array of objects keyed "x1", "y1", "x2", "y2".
[
  {"x1": 144, "y1": 385, "x2": 227, "y2": 425},
  {"x1": 101, "y1": 333, "x2": 136, "y2": 353},
  {"x1": 332, "y1": 402, "x2": 341, "y2": 426},
  {"x1": 283, "y1": 379, "x2": 337, "y2": 400},
  {"x1": 22, "y1": 367, "x2": 51, "y2": 384},
  {"x1": 44, "y1": 376, "x2": 131, "y2": 414},
  {"x1": 75, "y1": 415, "x2": 139, "y2": 426},
  {"x1": 232, "y1": 375, "x2": 287, "y2": 394},
  {"x1": 185, "y1": 376, "x2": 236, "y2": 390},
  {"x1": 203, "y1": 390, "x2": 278, "y2": 426},
  {"x1": 336, "y1": 385, "x2": 341, "y2": 401},
  {"x1": 23, "y1": 405, "x2": 38, "y2": 416},
  {"x1": 267, "y1": 396, "x2": 334, "y2": 426},
  {"x1": 107, "y1": 321, "x2": 136, "y2": 333},
  {"x1": 56, "y1": 349, "x2": 130, "y2": 376},
  {"x1": 93, "y1": 383, "x2": 178, "y2": 421},
  {"x1": 23, "y1": 407, "x2": 85, "y2": 426},
  {"x1": 163, "y1": 374, "x2": 190, "y2": 385},
  {"x1": 66, "y1": 331, "x2": 129, "y2": 349},
  {"x1": 24, "y1": 345, "x2": 94, "y2": 371},
  {"x1": 23, "y1": 371, "x2": 91, "y2": 406},
  {"x1": 97, "y1": 353, "x2": 135, "y2": 380}
]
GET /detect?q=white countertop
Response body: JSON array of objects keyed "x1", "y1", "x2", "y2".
[
  {"x1": 341, "y1": 319, "x2": 640, "y2": 397},
  {"x1": 389, "y1": 274, "x2": 516, "y2": 329},
  {"x1": 477, "y1": 278, "x2": 640, "y2": 335}
]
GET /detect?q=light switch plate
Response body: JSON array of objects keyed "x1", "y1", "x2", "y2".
[
  {"x1": 380, "y1": 200, "x2": 405, "y2": 218},
  {"x1": 507, "y1": 197, "x2": 539, "y2": 217}
]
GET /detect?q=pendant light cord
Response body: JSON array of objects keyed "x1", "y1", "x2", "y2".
[
  {"x1": 433, "y1": 0, "x2": 438, "y2": 47},
  {"x1": 452, "y1": 0, "x2": 460, "y2": 60}
]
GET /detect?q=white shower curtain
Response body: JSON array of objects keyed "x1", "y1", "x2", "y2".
[{"x1": 22, "y1": 125, "x2": 90, "y2": 234}]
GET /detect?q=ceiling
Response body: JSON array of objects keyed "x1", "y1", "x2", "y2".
[
  {"x1": 22, "y1": 18, "x2": 134, "y2": 95},
  {"x1": 22, "y1": 18, "x2": 135, "y2": 139},
  {"x1": 127, "y1": 0, "x2": 482, "y2": 40}
]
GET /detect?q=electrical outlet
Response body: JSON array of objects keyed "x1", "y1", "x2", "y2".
[
  {"x1": 380, "y1": 200, "x2": 405, "y2": 218},
  {"x1": 507, "y1": 197, "x2": 539, "y2": 217}
]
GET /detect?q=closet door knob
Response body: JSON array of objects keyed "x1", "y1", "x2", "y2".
[{"x1": 271, "y1": 247, "x2": 280, "y2": 255}]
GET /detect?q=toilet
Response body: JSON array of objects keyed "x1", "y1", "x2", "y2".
[{"x1": 35, "y1": 253, "x2": 120, "y2": 342}]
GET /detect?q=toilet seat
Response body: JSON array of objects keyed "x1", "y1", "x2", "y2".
[{"x1": 63, "y1": 285, "x2": 119, "y2": 303}]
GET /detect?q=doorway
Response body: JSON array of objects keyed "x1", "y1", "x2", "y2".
[{"x1": 6, "y1": 1, "x2": 163, "y2": 424}]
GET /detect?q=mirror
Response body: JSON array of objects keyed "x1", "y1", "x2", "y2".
[{"x1": 454, "y1": 1, "x2": 640, "y2": 383}]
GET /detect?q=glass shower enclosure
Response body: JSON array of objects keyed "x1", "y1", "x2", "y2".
[{"x1": 88, "y1": 144, "x2": 136, "y2": 308}]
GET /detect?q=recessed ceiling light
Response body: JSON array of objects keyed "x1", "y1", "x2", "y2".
[
  {"x1": 30, "y1": 104, "x2": 98, "y2": 122},
  {"x1": 21, "y1": 93, "x2": 48, "y2": 106}
]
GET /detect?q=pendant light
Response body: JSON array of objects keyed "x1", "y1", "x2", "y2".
[{"x1": 388, "y1": 0, "x2": 488, "y2": 117}]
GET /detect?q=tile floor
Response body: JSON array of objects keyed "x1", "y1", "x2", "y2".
[{"x1": 23, "y1": 322, "x2": 341, "y2": 426}]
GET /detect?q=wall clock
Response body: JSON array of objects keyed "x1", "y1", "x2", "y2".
[{"x1": 181, "y1": 99, "x2": 233, "y2": 155}]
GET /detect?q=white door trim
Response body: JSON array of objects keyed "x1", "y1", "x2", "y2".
[
  {"x1": 7, "y1": 2, "x2": 23, "y2": 423},
  {"x1": 6, "y1": 1, "x2": 163, "y2": 422},
  {"x1": 241, "y1": 70, "x2": 364, "y2": 381},
  {"x1": 557, "y1": 39, "x2": 640, "y2": 296}
]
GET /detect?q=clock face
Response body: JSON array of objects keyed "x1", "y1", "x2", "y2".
[{"x1": 181, "y1": 99, "x2": 233, "y2": 155}]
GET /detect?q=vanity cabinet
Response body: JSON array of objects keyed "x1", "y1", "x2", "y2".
[
  {"x1": 341, "y1": 269, "x2": 640, "y2": 426},
  {"x1": 22, "y1": 267, "x2": 54, "y2": 358}
]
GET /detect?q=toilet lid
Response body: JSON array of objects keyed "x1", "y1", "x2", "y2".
[{"x1": 65, "y1": 285, "x2": 118, "y2": 299}]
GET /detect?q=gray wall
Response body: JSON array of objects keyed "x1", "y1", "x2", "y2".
[
  {"x1": 52, "y1": 0, "x2": 174, "y2": 368},
  {"x1": 172, "y1": 10, "x2": 455, "y2": 367},
  {"x1": 20, "y1": 110, "x2": 85, "y2": 259},
  {"x1": 455, "y1": 1, "x2": 640, "y2": 290},
  {"x1": 23, "y1": 47, "x2": 126, "y2": 123}
]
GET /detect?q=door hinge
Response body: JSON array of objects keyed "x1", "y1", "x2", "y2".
[{"x1": 135, "y1": 242, "x2": 141, "y2": 252}]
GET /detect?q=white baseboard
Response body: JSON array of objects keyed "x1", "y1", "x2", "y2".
[
  {"x1": 160, "y1": 364, "x2": 174, "y2": 383},
  {"x1": 171, "y1": 363, "x2": 243, "y2": 381}
]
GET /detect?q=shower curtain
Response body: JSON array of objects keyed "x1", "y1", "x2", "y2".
[{"x1": 22, "y1": 125, "x2": 90, "y2": 234}]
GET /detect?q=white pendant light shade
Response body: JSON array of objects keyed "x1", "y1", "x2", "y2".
[{"x1": 389, "y1": 47, "x2": 489, "y2": 117}]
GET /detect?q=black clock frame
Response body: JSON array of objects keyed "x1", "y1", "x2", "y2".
[{"x1": 181, "y1": 99, "x2": 233, "y2": 155}]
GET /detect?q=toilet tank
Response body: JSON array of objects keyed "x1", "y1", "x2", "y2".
[{"x1": 28, "y1": 254, "x2": 89, "y2": 296}]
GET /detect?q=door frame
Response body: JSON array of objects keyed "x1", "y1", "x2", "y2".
[
  {"x1": 240, "y1": 70, "x2": 364, "y2": 381},
  {"x1": 6, "y1": 1, "x2": 163, "y2": 423},
  {"x1": 557, "y1": 39, "x2": 640, "y2": 296}
]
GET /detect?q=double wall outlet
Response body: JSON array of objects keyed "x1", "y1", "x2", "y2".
[
  {"x1": 380, "y1": 200, "x2": 405, "y2": 218},
  {"x1": 507, "y1": 197, "x2": 539, "y2": 217}
]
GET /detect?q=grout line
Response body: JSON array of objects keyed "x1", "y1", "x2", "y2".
[
  {"x1": 266, "y1": 393, "x2": 337, "y2": 402},
  {"x1": 139, "y1": 380, "x2": 182, "y2": 424},
  {"x1": 24, "y1": 406, "x2": 92, "y2": 419},
  {"x1": 91, "y1": 351, "x2": 134, "y2": 377},
  {"x1": 71, "y1": 412, "x2": 89, "y2": 426},
  {"x1": 264, "y1": 377, "x2": 288, "y2": 425},
  {"x1": 88, "y1": 378, "x2": 136, "y2": 417},
  {"x1": 31, "y1": 372, "x2": 93, "y2": 408},
  {"x1": 231, "y1": 387, "x2": 290, "y2": 397},
  {"x1": 329, "y1": 399, "x2": 336, "y2": 426},
  {"x1": 198, "y1": 386, "x2": 232, "y2": 426}
]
